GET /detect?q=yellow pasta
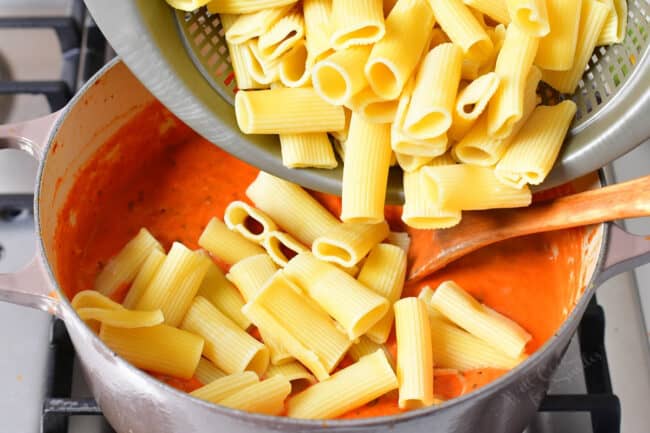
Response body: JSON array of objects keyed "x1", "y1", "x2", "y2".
[
  {"x1": 597, "y1": 0, "x2": 627, "y2": 45},
  {"x1": 312, "y1": 221, "x2": 389, "y2": 267},
  {"x1": 257, "y1": 7, "x2": 304, "y2": 60},
  {"x1": 341, "y1": 114, "x2": 392, "y2": 223},
  {"x1": 357, "y1": 243, "x2": 407, "y2": 343},
  {"x1": 135, "y1": 242, "x2": 212, "y2": 327},
  {"x1": 386, "y1": 231, "x2": 411, "y2": 253},
  {"x1": 224, "y1": 5, "x2": 293, "y2": 45},
  {"x1": 219, "y1": 376, "x2": 292, "y2": 415},
  {"x1": 313, "y1": 45, "x2": 372, "y2": 106},
  {"x1": 463, "y1": 0, "x2": 510, "y2": 24},
  {"x1": 246, "y1": 171, "x2": 341, "y2": 246},
  {"x1": 421, "y1": 164, "x2": 532, "y2": 210},
  {"x1": 94, "y1": 228, "x2": 162, "y2": 297},
  {"x1": 181, "y1": 296, "x2": 270, "y2": 376},
  {"x1": 348, "y1": 336, "x2": 395, "y2": 368},
  {"x1": 221, "y1": 14, "x2": 264, "y2": 90},
  {"x1": 278, "y1": 39, "x2": 311, "y2": 88},
  {"x1": 303, "y1": 0, "x2": 334, "y2": 64},
  {"x1": 76, "y1": 308, "x2": 164, "y2": 328},
  {"x1": 244, "y1": 38, "x2": 280, "y2": 85},
  {"x1": 394, "y1": 298, "x2": 434, "y2": 409},
  {"x1": 283, "y1": 253, "x2": 389, "y2": 340},
  {"x1": 395, "y1": 153, "x2": 434, "y2": 172},
  {"x1": 195, "y1": 357, "x2": 227, "y2": 384},
  {"x1": 403, "y1": 43, "x2": 463, "y2": 140},
  {"x1": 198, "y1": 217, "x2": 266, "y2": 265},
  {"x1": 224, "y1": 200, "x2": 278, "y2": 243},
  {"x1": 280, "y1": 132, "x2": 338, "y2": 169},
  {"x1": 198, "y1": 263, "x2": 251, "y2": 330},
  {"x1": 330, "y1": 0, "x2": 385, "y2": 50},
  {"x1": 330, "y1": 106, "x2": 352, "y2": 144},
  {"x1": 287, "y1": 349, "x2": 398, "y2": 419},
  {"x1": 206, "y1": 0, "x2": 298, "y2": 14},
  {"x1": 122, "y1": 248, "x2": 165, "y2": 309},
  {"x1": 235, "y1": 88, "x2": 345, "y2": 134},
  {"x1": 542, "y1": 0, "x2": 609, "y2": 93},
  {"x1": 265, "y1": 361, "x2": 316, "y2": 386},
  {"x1": 402, "y1": 166, "x2": 462, "y2": 230},
  {"x1": 345, "y1": 86, "x2": 399, "y2": 124},
  {"x1": 263, "y1": 230, "x2": 310, "y2": 267},
  {"x1": 226, "y1": 254, "x2": 278, "y2": 302},
  {"x1": 535, "y1": 0, "x2": 582, "y2": 71},
  {"x1": 487, "y1": 23, "x2": 539, "y2": 139},
  {"x1": 365, "y1": 0, "x2": 435, "y2": 100},
  {"x1": 242, "y1": 272, "x2": 351, "y2": 380},
  {"x1": 495, "y1": 100, "x2": 577, "y2": 188},
  {"x1": 430, "y1": 281, "x2": 532, "y2": 358},
  {"x1": 99, "y1": 324, "x2": 203, "y2": 379},
  {"x1": 449, "y1": 71, "x2": 500, "y2": 141},
  {"x1": 190, "y1": 371, "x2": 259, "y2": 403},
  {"x1": 428, "y1": 0, "x2": 493, "y2": 63},
  {"x1": 71, "y1": 290, "x2": 123, "y2": 311},
  {"x1": 417, "y1": 285, "x2": 453, "y2": 322},
  {"x1": 506, "y1": 0, "x2": 550, "y2": 36}
]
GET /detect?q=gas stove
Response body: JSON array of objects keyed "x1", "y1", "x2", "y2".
[{"x1": 1, "y1": 2, "x2": 649, "y2": 433}]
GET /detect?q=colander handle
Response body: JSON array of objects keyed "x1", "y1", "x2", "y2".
[
  {"x1": 597, "y1": 224, "x2": 650, "y2": 285},
  {"x1": 0, "y1": 111, "x2": 63, "y2": 315}
]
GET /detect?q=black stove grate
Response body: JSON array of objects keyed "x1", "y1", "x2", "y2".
[{"x1": 42, "y1": 297, "x2": 620, "y2": 433}]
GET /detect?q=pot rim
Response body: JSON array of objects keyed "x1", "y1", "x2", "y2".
[{"x1": 34, "y1": 57, "x2": 611, "y2": 428}]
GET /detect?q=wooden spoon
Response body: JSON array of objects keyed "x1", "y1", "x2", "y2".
[{"x1": 407, "y1": 174, "x2": 650, "y2": 282}]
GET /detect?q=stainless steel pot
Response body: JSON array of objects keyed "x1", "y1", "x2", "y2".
[{"x1": 0, "y1": 59, "x2": 649, "y2": 433}]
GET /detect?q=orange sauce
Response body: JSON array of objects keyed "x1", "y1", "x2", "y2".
[{"x1": 54, "y1": 101, "x2": 585, "y2": 419}]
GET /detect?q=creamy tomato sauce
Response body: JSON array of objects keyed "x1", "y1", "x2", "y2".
[{"x1": 54, "y1": 101, "x2": 585, "y2": 419}]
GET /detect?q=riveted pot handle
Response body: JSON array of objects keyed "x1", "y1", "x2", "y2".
[
  {"x1": 596, "y1": 224, "x2": 650, "y2": 285},
  {"x1": 0, "y1": 110, "x2": 62, "y2": 160}
]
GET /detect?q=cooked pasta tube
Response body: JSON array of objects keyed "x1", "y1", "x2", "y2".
[
  {"x1": 357, "y1": 244, "x2": 407, "y2": 343},
  {"x1": 257, "y1": 8, "x2": 304, "y2": 61},
  {"x1": 449, "y1": 72, "x2": 500, "y2": 141},
  {"x1": 263, "y1": 230, "x2": 310, "y2": 267},
  {"x1": 198, "y1": 217, "x2": 266, "y2": 264},
  {"x1": 280, "y1": 132, "x2": 338, "y2": 169},
  {"x1": 242, "y1": 272, "x2": 351, "y2": 380},
  {"x1": 428, "y1": 0, "x2": 493, "y2": 63},
  {"x1": 542, "y1": 0, "x2": 609, "y2": 93},
  {"x1": 278, "y1": 40, "x2": 311, "y2": 88},
  {"x1": 235, "y1": 88, "x2": 345, "y2": 134},
  {"x1": 386, "y1": 231, "x2": 411, "y2": 253},
  {"x1": 365, "y1": 0, "x2": 435, "y2": 100},
  {"x1": 224, "y1": 5, "x2": 293, "y2": 45},
  {"x1": 72, "y1": 290, "x2": 123, "y2": 311},
  {"x1": 506, "y1": 0, "x2": 550, "y2": 36},
  {"x1": 94, "y1": 228, "x2": 162, "y2": 297},
  {"x1": 99, "y1": 324, "x2": 203, "y2": 379},
  {"x1": 265, "y1": 361, "x2": 316, "y2": 387},
  {"x1": 430, "y1": 281, "x2": 532, "y2": 358},
  {"x1": 76, "y1": 308, "x2": 164, "y2": 329},
  {"x1": 195, "y1": 357, "x2": 227, "y2": 384},
  {"x1": 496, "y1": 101, "x2": 577, "y2": 188},
  {"x1": 122, "y1": 249, "x2": 165, "y2": 309},
  {"x1": 403, "y1": 43, "x2": 463, "y2": 140},
  {"x1": 303, "y1": 0, "x2": 334, "y2": 64},
  {"x1": 345, "y1": 87, "x2": 399, "y2": 124},
  {"x1": 224, "y1": 200, "x2": 278, "y2": 243},
  {"x1": 246, "y1": 172, "x2": 341, "y2": 246},
  {"x1": 312, "y1": 221, "x2": 389, "y2": 267},
  {"x1": 181, "y1": 296, "x2": 270, "y2": 376},
  {"x1": 287, "y1": 349, "x2": 398, "y2": 419},
  {"x1": 341, "y1": 114, "x2": 392, "y2": 223},
  {"x1": 330, "y1": 107, "x2": 352, "y2": 144},
  {"x1": 429, "y1": 318, "x2": 527, "y2": 371},
  {"x1": 395, "y1": 152, "x2": 435, "y2": 172},
  {"x1": 221, "y1": 14, "x2": 265, "y2": 90},
  {"x1": 244, "y1": 39, "x2": 280, "y2": 85},
  {"x1": 190, "y1": 371, "x2": 259, "y2": 403},
  {"x1": 348, "y1": 336, "x2": 395, "y2": 368},
  {"x1": 534, "y1": 0, "x2": 582, "y2": 71},
  {"x1": 394, "y1": 298, "x2": 434, "y2": 409},
  {"x1": 313, "y1": 45, "x2": 372, "y2": 105},
  {"x1": 219, "y1": 375, "x2": 292, "y2": 415},
  {"x1": 206, "y1": 0, "x2": 298, "y2": 14},
  {"x1": 135, "y1": 242, "x2": 212, "y2": 327},
  {"x1": 198, "y1": 264, "x2": 251, "y2": 330},
  {"x1": 417, "y1": 285, "x2": 453, "y2": 323},
  {"x1": 330, "y1": 0, "x2": 385, "y2": 49},
  {"x1": 421, "y1": 164, "x2": 532, "y2": 210},
  {"x1": 402, "y1": 167, "x2": 462, "y2": 230},
  {"x1": 596, "y1": 0, "x2": 627, "y2": 45},
  {"x1": 284, "y1": 253, "x2": 389, "y2": 339},
  {"x1": 487, "y1": 23, "x2": 539, "y2": 139},
  {"x1": 463, "y1": 0, "x2": 510, "y2": 24}
]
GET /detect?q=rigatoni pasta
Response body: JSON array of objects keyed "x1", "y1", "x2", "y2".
[
  {"x1": 257, "y1": 7, "x2": 304, "y2": 60},
  {"x1": 265, "y1": 361, "x2": 316, "y2": 386},
  {"x1": 220, "y1": 14, "x2": 265, "y2": 90},
  {"x1": 312, "y1": 221, "x2": 389, "y2": 267},
  {"x1": 262, "y1": 230, "x2": 310, "y2": 267},
  {"x1": 190, "y1": 371, "x2": 260, "y2": 403},
  {"x1": 122, "y1": 248, "x2": 166, "y2": 309},
  {"x1": 197, "y1": 264, "x2": 251, "y2": 330},
  {"x1": 219, "y1": 376, "x2": 292, "y2": 415},
  {"x1": 534, "y1": 0, "x2": 582, "y2": 71},
  {"x1": 206, "y1": 0, "x2": 298, "y2": 14},
  {"x1": 195, "y1": 357, "x2": 227, "y2": 384},
  {"x1": 303, "y1": 0, "x2": 334, "y2": 64},
  {"x1": 199, "y1": 217, "x2": 266, "y2": 264},
  {"x1": 278, "y1": 40, "x2": 311, "y2": 88},
  {"x1": 226, "y1": 254, "x2": 278, "y2": 302},
  {"x1": 224, "y1": 5, "x2": 293, "y2": 44},
  {"x1": 505, "y1": 0, "x2": 550, "y2": 36},
  {"x1": 312, "y1": 45, "x2": 372, "y2": 105},
  {"x1": 463, "y1": 0, "x2": 510, "y2": 24},
  {"x1": 224, "y1": 200, "x2": 278, "y2": 243},
  {"x1": 330, "y1": 0, "x2": 385, "y2": 50},
  {"x1": 280, "y1": 132, "x2": 338, "y2": 169}
]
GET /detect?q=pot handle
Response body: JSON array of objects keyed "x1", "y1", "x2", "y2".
[
  {"x1": 596, "y1": 224, "x2": 650, "y2": 285},
  {"x1": 0, "y1": 111, "x2": 64, "y2": 316}
]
